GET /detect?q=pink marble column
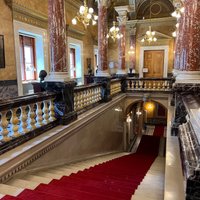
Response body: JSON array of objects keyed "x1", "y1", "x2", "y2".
[
  {"x1": 129, "y1": 28, "x2": 136, "y2": 71},
  {"x1": 97, "y1": 0, "x2": 109, "y2": 77},
  {"x1": 47, "y1": 0, "x2": 69, "y2": 81},
  {"x1": 174, "y1": 0, "x2": 200, "y2": 82},
  {"x1": 115, "y1": 6, "x2": 129, "y2": 75}
]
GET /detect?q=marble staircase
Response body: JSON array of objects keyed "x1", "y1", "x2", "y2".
[{"x1": 0, "y1": 152, "x2": 129, "y2": 198}]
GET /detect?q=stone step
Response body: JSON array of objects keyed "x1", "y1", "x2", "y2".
[
  {"x1": 22, "y1": 175, "x2": 52, "y2": 184},
  {"x1": 6, "y1": 179, "x2": 38, "y2": 190},
  {"x1": 33, "y1": 171, "x2": 62, "y2": 179},
  {"x1": 0, "y1": 184, "x2": 23, "y2": 196}
]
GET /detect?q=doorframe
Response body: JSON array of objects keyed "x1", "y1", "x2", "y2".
[{"x1": 139, "y1": 46, "x2": 169, "y2": 78}]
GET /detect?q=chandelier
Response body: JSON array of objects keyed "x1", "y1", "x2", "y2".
[
  {"x1": 140, "y1": 0, "x2": 157, "y2": 43},
  {"x1": 141, "y1": 26, "x2": 157, "y2": 43},
  {"x1": 72, "y1": 0, "x2": 98, "y2": 28},
  {"x1": 107, "y1": 21, "x2": 123, "y2": 42}
]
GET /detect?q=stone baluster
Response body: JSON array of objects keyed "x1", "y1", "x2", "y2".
[
  {"x1": 74, "y1": 93, "x2": 77, "y2": 111},
  {"x1": 135, "y1": 81, "x2": 139, "y2": 89},
  {"x1": 144, "y1": 81, "x2": 147, "y2": 89},
  {"x1": 153, "y1": 81, "x2": 156, "y2": 89},
  {"x1": 28, "y1": 104, "x2": 36, "y2": 130},
  {"x1": 36, "y1": 102, "x2": 43, "y2": 127},
  {"x1": 10, "y1": 107, "x2": 20, "y2": 138},
  {"x1": 148, "y1": 82, "x2": 152, "y2": 89},
  {"x1": 43, "y1": 100, "x2": 50, "y2": 124},
  {"x1": 162, "y1": 81, "x2": 165, "y2": 89},
  {"x1": 20, "y1": 106, "x2": 29, "y2": 134},
  {"x1": 0, "y1": 111, "x2": 10, "y2": 142},
  {"x1": 49, "y1": 99, "x2": 56, "y2": 122},
  {"x1": 157, "y1": 82, "x2": 161, "y2": 90},
  {"x1": 139, "y1": 81, "x2": 143, "y2": 89}
]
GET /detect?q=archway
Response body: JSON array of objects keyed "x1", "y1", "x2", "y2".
[{"x1": 126, "y1": 100, "x2": 167, "y2": 140}]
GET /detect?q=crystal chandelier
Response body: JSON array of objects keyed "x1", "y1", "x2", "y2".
[
  {"x1": 141, "y1": 26, "x2": 157, "y2": 43},
  {"x1": 107, "y1": 21, "x2": 123, "y2": 42},
  {"x1": 72, "y1": 0, "x2": 98, "y2": 28}
]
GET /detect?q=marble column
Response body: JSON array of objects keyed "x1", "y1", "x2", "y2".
[
  {"x1": 96, "y1": 0, "x2": 110, "y2": 77},
  {"x1": 45, "y1": 0, "x2": 77, "y2": 125},
  {"x1": 129, "y1": 27, "x2": 136, "y2": 73},
  {"x1": 174, "y1": 0, "x2": 200, "y2": 83},
  {"x1": 115, "y1": 6, "x2": 130, "y2": 75},
  {"x1": 46, "y1": 0, "x2": 69, "y2": 82}
]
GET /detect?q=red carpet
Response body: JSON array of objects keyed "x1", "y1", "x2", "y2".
[
  {"x1": 2, "y1": 135, "x2": 160, "y2": 200},
  {"x1": 153, "y1": 125, "x2": 165, "y2": 137}
]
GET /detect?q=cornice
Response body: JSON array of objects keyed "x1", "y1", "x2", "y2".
[
  {"x1": 12, "y1": 1, "x2": 48, "y2": 29},
  {"x1": 67, "y1": 25, "x2": 86, "y2": 40},
  {"x1": 126, "y1": 17, "x2": 176, "y2": 27}
]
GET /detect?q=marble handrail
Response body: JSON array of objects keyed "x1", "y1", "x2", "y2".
[
  {"x1": 0, "y1": 92, "x2": 56, "y2": 145},
  {"x1": 126, "y1": 77, "x2": 173, "y2": 91},
  {"x1": 74, "y1": 83, "x2": 102, "y2": 112},
  {"x1": 110, "y1": 79, "x2": 121, "y2": 96}
]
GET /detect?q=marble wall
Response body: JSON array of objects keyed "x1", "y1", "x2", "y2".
[{"x1": 0, "y1": 0, "x2": 16, "y2": 80}]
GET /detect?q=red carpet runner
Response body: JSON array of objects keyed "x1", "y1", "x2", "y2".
[
  {"x1": 153, "y1": 125, "x2": 165, "y2": 137},
  {"x1": 2, "y1": 135, "x2": 160, "y2": 200}
]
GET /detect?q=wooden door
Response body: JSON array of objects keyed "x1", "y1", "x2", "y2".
[{"x1": 144, "y1": 50, "x2": 164, "y2": 78}]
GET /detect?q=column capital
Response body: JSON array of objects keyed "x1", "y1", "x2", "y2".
[
  {"x1": 98, "y1": 0, "x2": 111, "y2": 8},
  {"x1": 115, "y1": 5, "x2": 131, "y2": 16},
  {"x1": 127, "y1": 26, "x2": 136, "y2": 35},
  {"x1": 117, "y1": 15, "x2": 128, "y2": 25}
]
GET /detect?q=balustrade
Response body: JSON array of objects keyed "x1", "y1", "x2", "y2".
[
  {"x1": 110, "y1": 79, "x2": 121, "y2": 96},
  {"x1": 74, "y1": 84, "x2": 102, "y2": 112},
  {"x1": 0, "y1": 92, "x2": 56, "y2": 145},
  {"x1": 126, "y1": 78, "x2": 172, "y2": 91}
]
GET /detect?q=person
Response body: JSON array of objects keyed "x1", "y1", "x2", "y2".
[
  {"x1": 39, "y1": 70, "x2": 47, "y2": 92},
  {"x1": 39, "y1": 70, "x2": 47, "y2": 82}
]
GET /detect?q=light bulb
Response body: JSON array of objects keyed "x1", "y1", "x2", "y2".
[
  {"x1": 79, "y1": 5, "x2": 85, "y2": 14},
  {"x1": 92, "y1": 20, "x2": 97, "y2": 25},
  {"x1": 171, "y1": 11, "x2": 176, "y2": 17},
  {"x1": 116, "y1": 27, "x2": 119, "y2": 31},
  {"x1": 110, "y1": 26, "x2": 115, "y2": 32},
  {"x1": 72, "y1": 18, "x2": 77, "y2": 25},
  {"x1": 106, "y1": 34, "x2": 109, "y2": 38},
  {"x1": 87, "y1": 13, "x2": 92, "y2": 19},
  {"x1": 152, "y1": 31, "x2": 155, "y2": 36},
  {"x1": 89, "y1": 7, "x2": 94, "y2": 14},
  {"x1": 180, "y1": 7, "x2": 185, "y2": 13},
  {"x1": 146, "y1": 31, "x2": 150, "y2": 35},
  {"x1": 153, "y1": 37, "x2": 157, "y2": 42},
  {"x1": 172, "y1": 31, "x2": 177, "y2": 37},
  {"x1": 176, "y1": 23, "x2": 179, "y2": 28},
  {"x1": 141, "y1": 38, "x2": 145, "y2": 42},
  {"x1": 94, "y1": 15, "x2": 98, "y2": 20},
  {"x1": 176, "y1": 13, "x2": 181, "y2": 19}
]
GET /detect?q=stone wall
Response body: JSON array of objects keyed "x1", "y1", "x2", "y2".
[{"x1": 0, "y1": 0, "x2": 16, "y2": 80}]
